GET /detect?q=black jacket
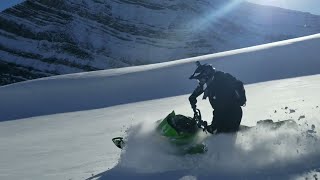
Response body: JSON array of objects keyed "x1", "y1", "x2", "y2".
[{"x1": 189, "y1": 71, "x2": 242, "y2": 110}]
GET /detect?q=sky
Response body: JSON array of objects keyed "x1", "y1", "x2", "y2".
[
  {"x1": 0, "y1": 0, "x2": 25, "y2": 11},
  {"x1": 247, "y1": 0, "x2": 320, "y2": 15}
]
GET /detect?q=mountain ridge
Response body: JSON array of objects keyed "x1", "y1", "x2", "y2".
[{"x1": 0, "y1": 0, "x2": 319, "y2": 85}]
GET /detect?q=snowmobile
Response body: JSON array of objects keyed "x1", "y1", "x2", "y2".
[
  {"x1": 112, "y1": 109, "x2": 209, "y2": 155},
  {"x1": 112, "y1": 109, "x2": 298, "y2": 155}
]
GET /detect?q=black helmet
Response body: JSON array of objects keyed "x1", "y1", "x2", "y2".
[{"x1": 189, "y1": 61, "x2": 215, "y2": 82}]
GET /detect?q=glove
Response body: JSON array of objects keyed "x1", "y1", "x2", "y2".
[
  {"x1": 206, "y1": 125, "x2": 214, "y2": 134},
  {"x1": 201, "y1": 120, "x2": 208, "y2": 129}
]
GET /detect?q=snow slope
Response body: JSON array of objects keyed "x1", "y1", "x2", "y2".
[
  {"x1": 0, "y1": 34, "x2": 320, "y2": 180},
  {"x1": 1, "y1": 34, "x2": 320, "y2": 121}
]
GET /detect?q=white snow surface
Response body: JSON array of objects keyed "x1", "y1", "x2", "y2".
[{"x1": 0, "y1": 34, "x2": 320, "y2": 180}]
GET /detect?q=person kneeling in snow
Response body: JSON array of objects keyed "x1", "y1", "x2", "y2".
[{"x1": 189, "y1": 61, "x2": 246, "y2": 134}]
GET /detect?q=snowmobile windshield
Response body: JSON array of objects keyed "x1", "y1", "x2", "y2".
[
  {"x1": 167, "y1": 115, "x2": 198, "y2": 134},
  {"x1": 157, "y1": 111, "x2": 200, "y2": 146}
]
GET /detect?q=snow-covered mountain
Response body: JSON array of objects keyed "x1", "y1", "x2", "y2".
[
  {"x1": 1, "y1": 0, "x2": 320, "y2": 85},
  {"x1": 0, "y1": 34, "x2": 320, "y2": 180}
]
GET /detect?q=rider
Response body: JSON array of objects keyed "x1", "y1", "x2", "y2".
[{"x1": 189, "y1": 61, "x2": 246, "y2": 134}]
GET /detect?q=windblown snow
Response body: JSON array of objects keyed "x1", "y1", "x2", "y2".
[{"x1": 0, "y1": 34, "x2": 320, "y2": 180}]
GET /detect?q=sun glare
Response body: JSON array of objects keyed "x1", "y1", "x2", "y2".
[
  {"x1": 248, "y1": 0, "x2": 287, "y2": 7},
  {"x1": 187, "y1": 0, "x2": 243, "y2": 32}
]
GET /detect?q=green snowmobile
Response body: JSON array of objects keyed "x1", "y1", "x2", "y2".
[{"x1": 112, "y1": 109, "x2": 209, "y2": 155}]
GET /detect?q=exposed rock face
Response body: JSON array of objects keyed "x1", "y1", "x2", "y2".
[{"x1": 0, "y1": 0, "x2": 319, "y2": 85}]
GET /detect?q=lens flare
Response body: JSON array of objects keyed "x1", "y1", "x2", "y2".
[{"x1": 187, "y1": 0, "x2": 244, "y2": 32}]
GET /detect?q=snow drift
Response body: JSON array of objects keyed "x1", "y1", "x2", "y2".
[
  {"x1": 0, "y1": 34, "x2": 320, "y2": 180},
  {"x1": 1, "y1": 34, "x2": 320, "y2": 122},
  {"x1": 101, "y1": 108, "x2": 320, "y2": 180}
]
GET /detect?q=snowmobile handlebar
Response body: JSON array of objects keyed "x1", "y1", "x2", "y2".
[
  {"x1": 193, "y1": 109, "x2": 209, "y2": 132},
  {"x1": 194, "y1": 109, "x2": 201, "y2": 120}
]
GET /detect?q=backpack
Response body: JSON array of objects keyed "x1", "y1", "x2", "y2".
[
  {"x1": 233, "y1": 79, "x2": 247, "y2": 106},
  {"x1": 222, "y1": 72, "x2": 247, "y2": 106}
]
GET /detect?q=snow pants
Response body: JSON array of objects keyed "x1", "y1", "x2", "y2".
[{"x1": 211, "y1": 106, "x2": 243, "y2": 133}]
